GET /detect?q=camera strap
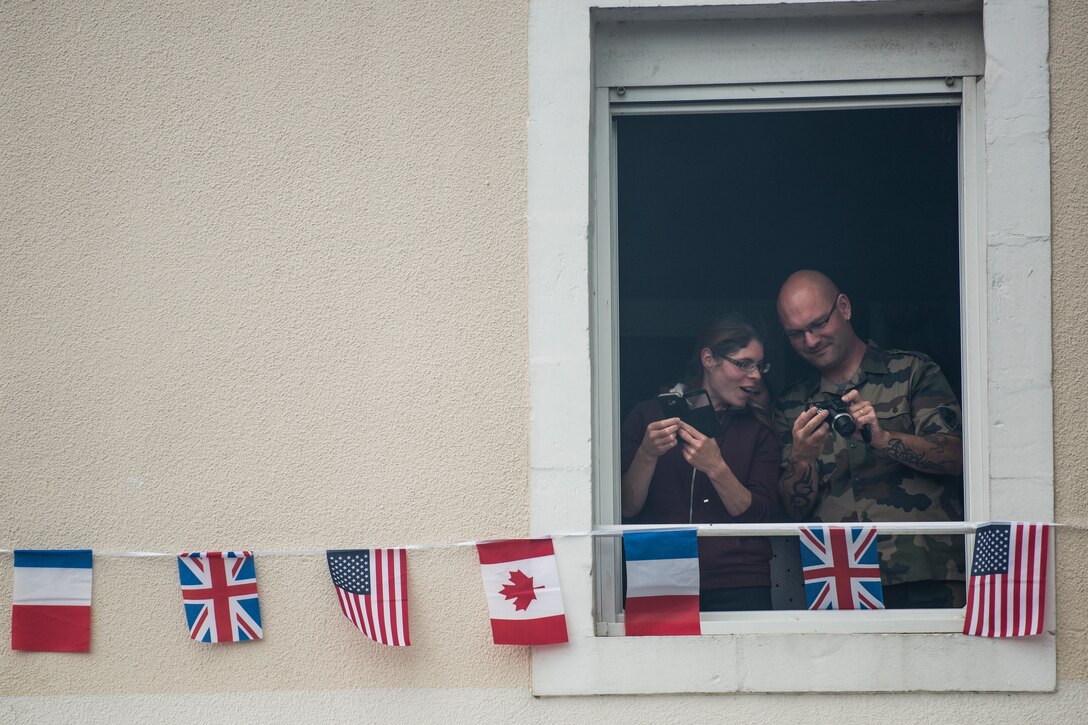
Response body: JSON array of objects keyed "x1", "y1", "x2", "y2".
[{"x1": 688, "y1": 466, "x2": 697, "y2": 524}]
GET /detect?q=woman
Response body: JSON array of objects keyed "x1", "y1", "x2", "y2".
[{"x1": 620, "y1": 312, "x2": 782, "y2": 612}]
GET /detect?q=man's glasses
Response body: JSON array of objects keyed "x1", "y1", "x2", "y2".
[
  {"x1": 783, "y1": 298, "x2": 839, "y2": 341},
  {"x1": 722, "y1": 355, "x2": 771, "y2": 375}
]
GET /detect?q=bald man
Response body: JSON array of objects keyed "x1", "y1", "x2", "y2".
[{"x1": 773, "y1": 271, "x2": 966, "y2": 609}]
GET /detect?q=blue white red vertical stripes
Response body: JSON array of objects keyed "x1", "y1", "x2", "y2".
[
  {"x1": 11, "y1": 549, "x2": 93, "y2": 652},
  {"x1": 477, "y1": 539, "x2": 568, "y2": 645},
  {"x1": 622, "y1": 529, "x2": 701, "y2": 636},
  {"x1": 799, "y1": 525, "x2": 885, "y2": 610},
  {"x1": 326, "y1": 549, "x2": 411, "y2": 646},
  {"x1": 177, "y1": 551, "x2": 263, "y2": 643},
  {"x1": 964, "y1": 522, "x2": 1050, "y2": 637}
]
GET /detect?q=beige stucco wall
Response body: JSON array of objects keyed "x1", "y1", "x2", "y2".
[
  {"x1": 0, "y1": 0, "x2": 531, "y2": 696},
  {"x1": 1052, "y1": 0, "x2": 1088, "y2": 685},
  {"x1": 1, "y1": 0, "x2": 1087, "y2": 720}
]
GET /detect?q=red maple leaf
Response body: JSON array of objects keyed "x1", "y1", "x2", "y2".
[{"x1": 500, "y1": 569, "x2": 544, "y2": 611}]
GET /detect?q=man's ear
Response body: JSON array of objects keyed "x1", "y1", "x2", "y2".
[{"x1": 838, "y1": 293, "x2": 852, "y2": 321}]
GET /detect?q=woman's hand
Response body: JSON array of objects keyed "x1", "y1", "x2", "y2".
[
  {"x1": 623, "y1": 416, "x2": 681, "y2": 518},
  {"x1": 638, "y1": 417, "x2": 681, "y2": 459},
  {"x1": 678, "y1": 421, "x2": 754, "y2": 518},
  {"x1": 677, "y1": 421, "x2": 728, "y2": 478}
]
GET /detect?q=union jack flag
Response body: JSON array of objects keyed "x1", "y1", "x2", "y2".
[
  {"x1": 799, "y1": 525, "x2": 885, "y2": 610},
  {"x1": 178, "y1": 551, "x2": 263, "y2": 643}
]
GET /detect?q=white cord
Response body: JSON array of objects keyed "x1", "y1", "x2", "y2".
[{"x1": 689, "y1": 466, "x2": 697, "y2": 524}]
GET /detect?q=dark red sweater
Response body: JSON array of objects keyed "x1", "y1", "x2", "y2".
[{"x1": 621, "y1": 399, "x2": 782, "y2": 589}]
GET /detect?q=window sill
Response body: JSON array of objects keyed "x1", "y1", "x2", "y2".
[
  {"x1": 597, "y1": 608, "x2": 964, "y2": 635},
  {"x1": 530, "y1": 538, "x2": 1054, "y2": 696},
  {"x1": 532, "y1": 631, "x2": 1056, "y2": 695}
]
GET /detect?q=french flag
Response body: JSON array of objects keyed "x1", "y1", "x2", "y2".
[
  {"x1": 623, "y1": 530, "x2": 701, "y2": 636},
  {"x1": 11, "y1": 549, "x2": 93, "y2": 652}
]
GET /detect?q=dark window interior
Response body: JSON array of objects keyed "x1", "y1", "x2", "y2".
[{"x1": 616, "y1": 106, "x2": 961, "y2": 416}]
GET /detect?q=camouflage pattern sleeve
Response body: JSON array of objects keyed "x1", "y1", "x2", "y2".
[
  {"x1": 770, "y1": 381, "x2": 824, "y2": 521},
  {"x1": 772, "y1": 395, "x2": 795, "y2": 463},
  {"x1": 908, "y1": 358, "x2": 963, "y2": 437}
]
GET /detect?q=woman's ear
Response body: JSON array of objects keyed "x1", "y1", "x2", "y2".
[{"x1": 700, "y1": 347, "x2": 716, "y2": 369}]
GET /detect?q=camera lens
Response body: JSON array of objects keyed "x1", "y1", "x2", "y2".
[{"x1": 830, "y1": 412, "x2": 857, "y2": 437}]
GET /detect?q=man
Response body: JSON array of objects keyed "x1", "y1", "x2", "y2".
[{"x1": 773, "y1": 270, "x2": 966, "y2": 608}]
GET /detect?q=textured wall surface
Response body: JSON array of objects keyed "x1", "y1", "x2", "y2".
[
  {"x1": 1051, "y1": 0, "x2": 1088, "y2": 684},
  {"x1": 2, "y1": 0, "x2": 1088, "y2": 719},
  {"x1": 4, "y1": 685, "x2": 1088, "y2": 724},
  {"x1": 0, "y1": 0, "x2": 531, "y2": 695}
]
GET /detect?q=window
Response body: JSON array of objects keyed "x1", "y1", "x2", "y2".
[
  {"x1": 529, "y1": 0, "x2": 1053, "y2": 695},
  {"x1": 612, "y1": 101, "x2": 963, "y2": 420},
  {"x1": 595, "y1": 79, "x2": 975, "y2": 629}
]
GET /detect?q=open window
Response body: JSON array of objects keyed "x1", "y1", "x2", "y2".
[
  {"x1": 612, "y1": 98, "x2": 963, "y2": 421},
  {"x1": 593, "y1": 78, "x2": 980, "y2": 630},
  {"x1": 529, "y1": 0, "x2": 1053, "y2": 695}
]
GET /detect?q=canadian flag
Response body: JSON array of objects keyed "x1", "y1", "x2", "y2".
[{"x1": 476, "y1": 538, "x2": 568, "y2": 645}]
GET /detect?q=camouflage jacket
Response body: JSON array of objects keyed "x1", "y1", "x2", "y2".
[{"x1": 773, "y1": 342, "x2": 966, "y2": 585}]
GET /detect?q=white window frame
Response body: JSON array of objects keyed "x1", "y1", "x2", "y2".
[
  {"x1": 528, "y1": 0, "x2": 1053, "y2": 695},
  {"x1": 593, "y1": 78, "x2": 981, "y2": 635}
]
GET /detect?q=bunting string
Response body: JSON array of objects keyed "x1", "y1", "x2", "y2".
[
  {"x1": 2, "y1": 520, "x2": 1086, "y2": 558},
  {"x1": 4, "y1": 521, "x2": 1070, "y2": 648}
]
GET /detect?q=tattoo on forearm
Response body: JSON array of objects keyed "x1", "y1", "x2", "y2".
[
  {"x1": 879, "y1": 436, "x2": 958, "y2": 474},
  {"x1": 785, "y1": 459, "x2": 815, "y2": 520}
]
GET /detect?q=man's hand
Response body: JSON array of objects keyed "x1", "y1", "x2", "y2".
[
  {"x1": 677, "y1": 421, "x2": 727, "y2": 478},
  {"x1": 790, "y1": 406, "x2": 831, "y2": 462},
  {"x1": 779, "y1": 408, "x2": 828, "y2": 521},
  {"x1": 841, "y1": 389, "x2": 963, "y2": 475},
  {"x1": 841, "y1": 390, "x2": 889, "y2": 448},
  {"x1": 638, "y1": 417, "x2": 680, "y2": 459}
]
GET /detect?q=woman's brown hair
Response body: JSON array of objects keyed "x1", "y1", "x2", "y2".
[{"x1": 681, "y1": 311, "x2": 773, "y2": 428}]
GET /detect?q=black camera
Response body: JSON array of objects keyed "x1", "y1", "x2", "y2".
[
  {"x1": 805, "y1": 398, "x2": 872, "y2": 443},
  {"x1": 657, "y1": 388, "x2": 723, "y2": 438}
]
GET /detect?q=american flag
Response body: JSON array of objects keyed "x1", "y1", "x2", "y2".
[
  {"x1": 177, "y1": 551, "x2": 263, "y2": 643},
  {"x1": 326, "y1": 549, "x2": 410, "y2": 647},
  {"x1": 964, "y1": 522, "x2": 1050, "y2": 637},
  {"x1": 799, "y1": 525, "x2": 885, "y2": 610}
]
